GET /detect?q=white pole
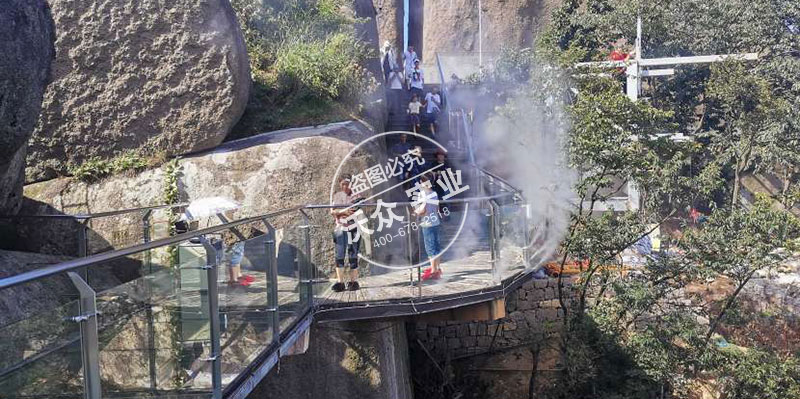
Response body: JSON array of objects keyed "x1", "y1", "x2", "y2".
[
  {"x1": 478, "y1": 0, "x2": 483, "y2": 68},
  {"x1": 403, "y1": 0, "x2": 409, "y2": 52}
]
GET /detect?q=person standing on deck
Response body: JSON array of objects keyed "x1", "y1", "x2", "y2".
[
  {"x1": 219, "y1": 210, "x2": 262, "y2": 288},
  {"x1": 330, "y1": 177, "x2": 363, "y2": 292},
  {"x1": 414, "y1": 174, "x2": 443, "y2": 280},
  {"x1": 429, "y1": 149, "x2": 450, "y2": 218}
]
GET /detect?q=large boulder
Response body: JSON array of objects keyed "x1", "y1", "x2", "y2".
[
  {"x1": 26, "y1": 0, "x2": 251, "y2": 182},
  {"x1": 0, "y1": 0, "x2": 55, "y2": 214}
]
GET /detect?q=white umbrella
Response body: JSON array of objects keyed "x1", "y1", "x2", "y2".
[{"x1": 180, "y1": 197, "x2": 241, "y2": 221}]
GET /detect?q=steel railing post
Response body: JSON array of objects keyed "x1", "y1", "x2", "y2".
[
  {"x1": 77, "y1": 219, "x2": 89, "y2": 258},
  {"x1": 404, "y1": 206, "x2": 414, "y2": 286},
  {"x1": 522, "y1": 204, "x2": 531, "y2": 269},
  {"x1": 262, "y1": 220, "x2": 280, "y2": 344},
  {"x1": 67, "y1": 272, "x2": 101, "y2": 399},
  {"x1": 488, "y1": 200, "x2": 501, "y2": 283},
  {"x1": 140, "y1": 209, "x2": 156, "y2": 390},
  {"x1": 142, "y1": 210, "x2": 153, "y2": 275},
  {"x1": 299, "y1": 210, "x2": 314, "y2": 309},
  {"x1": 77, "y1": 219, "x2": 90, "y2": 283},
  {"x1": 199, "y1": 237, "x2": 222, "y2": 399}
]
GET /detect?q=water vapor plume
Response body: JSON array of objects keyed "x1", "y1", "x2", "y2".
[{"x1": 478, "y1": 61, "x2": 577, "y2": 271}]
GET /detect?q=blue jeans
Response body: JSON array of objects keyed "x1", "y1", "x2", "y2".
[
  {"x1": 223, "y1": 241, "x2": 245, "y2": 268},
  {"x1": 334, "y1": 230, "x2": 360, "y2": 269},
  {"x1": 422, "y1": 225, "x2": 441, "y2": 258}
]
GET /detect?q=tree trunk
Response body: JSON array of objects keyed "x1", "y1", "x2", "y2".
[
  {"x1": 529, "y1": 343, "x2": 541, "y2": 399},
  {"x1": 732, "y1": 165, "x2": 742, "y2": 206},
  {"x1": 704, "y1": 273, "x2": 754, "y2": 347}
]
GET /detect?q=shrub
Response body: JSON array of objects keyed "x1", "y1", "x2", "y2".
[
  {"x1": 230, "y1": 0, "x2": 377, "y2": 137},
  {"x1": 68, "y1": 151, "x2": 148, "y2": 182},
  {"x1": 274, "y1": 32, "x2": 373, "y2": 103}
]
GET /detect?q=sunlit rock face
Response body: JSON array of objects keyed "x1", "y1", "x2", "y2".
[
  {"x1": 26, "y1": 0, "x2": 251, "y2": 182},
  {"x1": 375, "y1": 0, "x2": 404, "y2": 53},
  {"x1": 0, "y1": 0, "x2": 55, "y2": 214},
  {"x1": 20, "y1": 121, "x2": 382, "y2": 275},
  {"x1": 421, "y1": 0, "x2": 561, "y2": 63}
]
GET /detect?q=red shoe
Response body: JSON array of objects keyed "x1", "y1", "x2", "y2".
[
  {"x1": 230, "y1": 279, "x2": 251, "y2": 287},
  {"x1": 431, "y1": 270, "x2": 442, "y2": 280},
  {"x1": 240, "y1": 275, "x2": 255, "y2": 283},
  {"x1": 421, "y1": 268, "x2": 433, "y2": 281}
]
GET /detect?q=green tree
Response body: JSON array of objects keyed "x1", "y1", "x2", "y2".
[{"x1": 704, "y1": 61, "x2": 788, "y2": 205}]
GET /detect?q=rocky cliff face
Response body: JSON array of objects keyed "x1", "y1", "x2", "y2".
[
  {"x1": 422, "y1": 0, "x2": 561, "y2": 62},
  {"x1": 20, "y1": 121, "x2": 382, "y2": 276},
  {"x1": 370, "y1": 0, "x2": 560, "y2": 67},
  {"x1": 26, "y1": 0, "x2": 251, "y2": 183},
  {"x1": 375, "y1": 0, "x2": 405, "y2": 54},
  {"x1": 0, "y1": 0, "x2": 55, "y2": 214},
  {"x1": 252, "y1": 320, "x2": 413, "y2": 399}
]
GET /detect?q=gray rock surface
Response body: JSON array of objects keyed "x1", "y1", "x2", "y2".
[
  {"x1": 20, "y1": 121, "x2": 383, "y2": 277},
  {"x1": 375, "y1": 0, "x2": 404, "y2": 54},
  {"x1": 421, "y1": 0, "x2": 562, "y2": 62},
  {"x1": 252, "y1": 320, "x2": 413, "y2": 399},
  {"x1": 26, "y1": 0, "x2": 251, "y2": 182},
  {"x1": 0, "y1": 0, "x2": 55, "y2": 214}
]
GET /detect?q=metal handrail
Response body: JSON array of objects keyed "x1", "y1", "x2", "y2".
[
  {"x1": 0, "y1": 206, "x2": 302, "y2": 290},
  {"x1": 0, "y1": 202, "x2": 190, "y2": 220},
  {"x1": 480, "y1": 168, "x2": 522, "y2": 196},
  {"x1": 0, "y1": 186, "x2": 517, "y2": 291},
  {"x1": 436, "y1": 53, "x2": 448, "y2": 112}
]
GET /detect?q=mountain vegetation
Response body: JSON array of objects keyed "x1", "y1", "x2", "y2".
[
  {"x1": 467, "y1": 0, "x2": 800, "y2": 397},
  {"x1": 230, "y1": 0, "x2": 379, "y2": 138}
]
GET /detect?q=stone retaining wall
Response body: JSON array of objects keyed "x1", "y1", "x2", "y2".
[{"x1": 409, "y1": 275, "x2": 578, "y2": 360}]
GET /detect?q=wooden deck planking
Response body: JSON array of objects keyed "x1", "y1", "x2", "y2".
[{"x1": 312, "y1": 247, "x2": 517, "y2": 306}]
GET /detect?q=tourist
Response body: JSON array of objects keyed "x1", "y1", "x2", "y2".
[
  {"x1": 415, "y1": 174, "x2": 442, "y2": 280},
  {"x1": 220, "y1": 211, "x2": 262, "y2": 288},
  {"x1": 408, "y1": 60, "x2": 424, "y2": 98},
  {"x1": 387, "y1": 67, "x2": 405, "y2": 113},
  {"x1": 331, "y1": 177, "x2": 362, "y2": 292},
  {"x1": 403, "y1": 45, "x2": 418, "y2": 80},
  {"x1": 429, "y1": 149, "x2": 450, "y2": 175},
  {"x1": 390, "y1": 133, "x2": 412, "y2": 158},
  {"x1": 428, "y1": 150, "x2": 451, "y2": 219},
  {"x1": 424, "y1": 87, "x2": 442, "y2": 136},
  {"x1": 406, "y1": 146, "x2": 426, "y2": 185},
  {"x1": 408, "y1": 94, "x2": 423, "y2": 133}
]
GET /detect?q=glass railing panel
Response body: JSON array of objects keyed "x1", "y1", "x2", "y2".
[
  {"x1": 305, "y1": 207, "x2": 337, "y2": 301},
  {"x1": 0, "y1": 275, "x2": 84, "y2": 398},
  {"x1": 93, "y1": 245, "x2": 213, "y2": 396},
  {"x1": 216, "y1": 227, "x2": 275, "y2": 388},
  {"x1": 496, "y1": 203, "x2": 528, "y2": 280},
  {"x1": 274, "y1": 214, "x2": 304, "y2": 331},
  {"x1": 434, "y1": 201, "x2": 494, "y2": 289},
  {"x1": 307, "y1": 199, "x2": 497, "y2": 307}
]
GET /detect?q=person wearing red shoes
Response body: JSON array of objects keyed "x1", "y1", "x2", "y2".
[
  {"x1": 415, "y1": 174, "x2": 443, "y2": 280},
  {"x1": 220, "y1": 213, "x2": 262, "y2": 287}
]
